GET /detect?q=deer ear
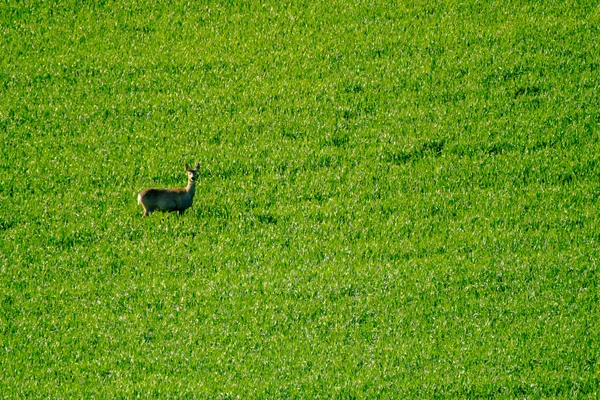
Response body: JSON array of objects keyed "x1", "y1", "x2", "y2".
[
  {"x1": 195, "y1": 163, "x2": 200, "y2": 170},
  {"x1": 185, "y1": 163, "x2": 190, "y2": 171}
]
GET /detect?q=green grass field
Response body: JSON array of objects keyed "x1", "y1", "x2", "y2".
[{"x1": 1, "y1": 0, "x2": 599, "y2": 397}]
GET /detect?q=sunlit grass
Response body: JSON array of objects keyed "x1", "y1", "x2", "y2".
[{"x1": 1, "y1": 0, "x2": 599, "y2": 397}]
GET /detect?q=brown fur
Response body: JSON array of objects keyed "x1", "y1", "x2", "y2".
[{"x1": 138, "y1": 163, "x2": 199, "y2": 217}]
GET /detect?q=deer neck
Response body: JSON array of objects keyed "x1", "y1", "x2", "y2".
[{"x1": 186, "y1": 179, "x2": 196, "y2": 198}]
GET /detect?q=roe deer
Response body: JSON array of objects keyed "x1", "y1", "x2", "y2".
[{"x1": 138, "y1": 163, "x2": 200, "y2": 217}]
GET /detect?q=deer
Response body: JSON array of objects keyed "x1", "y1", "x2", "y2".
[{"x1": 137, "y1": 163, "x2": 200, "y2": 217}]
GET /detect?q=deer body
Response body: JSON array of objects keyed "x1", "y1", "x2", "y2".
[{"x1": 138, "y1": 163, "x2": 199, "y2": 217}]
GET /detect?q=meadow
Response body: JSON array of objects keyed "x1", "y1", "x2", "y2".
[{"x1": 1, "y1": 0, "x2": 599, "y2": 397}]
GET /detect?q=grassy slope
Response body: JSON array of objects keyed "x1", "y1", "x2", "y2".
[{"x1": 1, "y1": 0, "x2": 600, "y2": 397}]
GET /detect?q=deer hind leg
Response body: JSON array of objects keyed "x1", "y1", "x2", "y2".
[{"x1": 141, "y1": 204, "x2": 152, "y2": 217}]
